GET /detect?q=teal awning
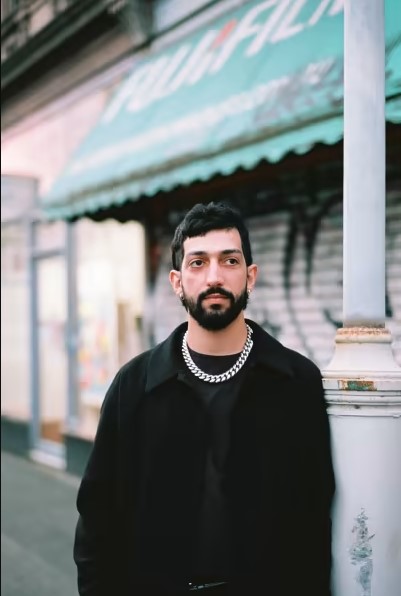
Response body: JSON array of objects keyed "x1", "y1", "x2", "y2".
[{"x1": 42, "y1": 0, "x2": 401, "y2": 220}]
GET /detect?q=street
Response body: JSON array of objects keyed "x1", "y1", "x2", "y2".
[{"x1": 1, "y1": 451, "x2": 80, "y2": 596}]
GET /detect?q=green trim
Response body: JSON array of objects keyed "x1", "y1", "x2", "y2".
[{"x1": 42, "y1": 0, "x2": 401, "y2": 220}]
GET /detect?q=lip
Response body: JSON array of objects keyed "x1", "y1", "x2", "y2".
[{"x1": 204, "y1": 294, "x2": 227, "y2": 300}]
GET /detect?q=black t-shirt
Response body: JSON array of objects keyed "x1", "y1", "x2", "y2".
[{"x1": 183, "y1": 347, "x2": 249, "y2": 583}]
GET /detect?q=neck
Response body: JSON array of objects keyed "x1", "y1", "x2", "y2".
[{"x1": 186, "y1": 315, "x2": 248, "y2": 355}]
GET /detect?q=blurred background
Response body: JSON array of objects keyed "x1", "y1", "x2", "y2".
[{"x1": 1, "y1": 1, "x2": 400, "y2": 592}]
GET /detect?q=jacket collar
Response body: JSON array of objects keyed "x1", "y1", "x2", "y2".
[{"x1": 145, "y1": 318, "x2": 294, "y2": 392}]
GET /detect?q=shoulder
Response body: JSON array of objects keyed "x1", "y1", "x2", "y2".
[
  {"x1": 282, "y1": 346, "x2": 328, "y2": 413},
  {"x1": 110, "y1": 320, "x2": 185, "y2": 397},
  {"x1": 248, "y1": 319, "x2": 322, "y2": 384},
  {"x1": 119, "y1": 348, "x2": 153, "y2": 379},
  {"x1": 284, "y1": 346, "x2": 322, "y2": 382},
  {"x1": 114, "y1": 346, "x2": 160, "y2": 401},
  {"x1": 99, "y1": 347, "x2": 160, "y2": 423}
]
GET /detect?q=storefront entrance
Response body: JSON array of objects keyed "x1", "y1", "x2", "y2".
[{"x1": 30, "y1": 220, "x2": 68, "y2": 466}]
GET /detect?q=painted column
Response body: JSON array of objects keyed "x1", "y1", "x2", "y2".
[
  {"x1": 342, "y1": 0, "x2": 386, "y2": 326},
  {"x1": 28, "y1": 218, "x2": 40, "y2": 450},
  {"x1": 66, "y1": 221, "x2": 79, "y2": 429},
  {"x1": 323, "y1": 1, "x2": 401, "y2": 595}
]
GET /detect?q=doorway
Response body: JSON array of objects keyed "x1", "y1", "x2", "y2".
[
  {"x1": 36, "y1": 256, "x2": 67, "y2": 444},
  {"x1": 30, "y1": 221, "x2": 68, "y2": 465}
]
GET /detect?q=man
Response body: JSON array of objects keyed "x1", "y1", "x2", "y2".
[{"x1": 74, "y1": 201, "x2": 335, "y2": 596}]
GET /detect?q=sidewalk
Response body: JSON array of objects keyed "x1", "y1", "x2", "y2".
[{"x1": 1, "y1": 451, "x2": 81, "y2": 596}]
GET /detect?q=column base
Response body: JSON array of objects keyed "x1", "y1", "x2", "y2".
[
  {"x1": 322, "y1": 326, "x2": 401, "y2": 596},
  {"x1": 323, "y1": 326, "x2": 401, "y2": 391}
]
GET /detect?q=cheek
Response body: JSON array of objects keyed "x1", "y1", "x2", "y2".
[
  {"x1": 180, "y1": 277, "x2": 195, "y2": 295},
  {"x1": 182, "y1": 271, "x2": 202, "y2": 286}
]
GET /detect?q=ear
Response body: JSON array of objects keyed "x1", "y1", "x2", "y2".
[
  {"x1": 169, "y1": 269, "x2": 182, "y2": 296},
  {"x1": 246, "y1": 264, "x2": 258, "y2": 293}
]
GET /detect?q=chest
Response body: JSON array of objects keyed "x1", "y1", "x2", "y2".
[{"x1": 133, "y1": 371, "x2": 303, "y2": 478}]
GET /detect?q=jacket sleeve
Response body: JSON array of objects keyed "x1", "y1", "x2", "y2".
[{"x1": 73, "y1": 371, "x2": 121, "y2": 596}]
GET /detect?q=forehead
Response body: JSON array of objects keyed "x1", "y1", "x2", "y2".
[{"x1": 183, "y1": 228, "x2": 243, "y2": 257}]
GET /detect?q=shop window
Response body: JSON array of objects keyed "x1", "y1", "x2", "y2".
[
  {"x1": 1, "y1": 223, "x2": 30, "y2": 418},
  {"x1": 75, "y1": 218, "x2": 145, "y2": 436}
]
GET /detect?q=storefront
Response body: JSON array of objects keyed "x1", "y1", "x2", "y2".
[
  {"x1": 42, "y1": 0, "x2": 401, "y2": 362},
  {"x1": 1, "y1": 176, "x2": 37, "y2": 454},
  {"x1": 3, "y1": 0, "x2": 401, "y2": 473},
  {"x1": 1, "y1": 67, "x2": 146, "y2": 469},
  {"x1": 42, "y1": 0, "x2": 401, "y2": 472}
]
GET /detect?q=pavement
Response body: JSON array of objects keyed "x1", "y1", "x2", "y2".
[{"x1": 1, "y1": 451, "x2": 81, "y2": 596}]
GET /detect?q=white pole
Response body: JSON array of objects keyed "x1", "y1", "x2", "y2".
[
  {"x1": 323, "y1": 1, "x2": 401, "y2": 595},
  {"x1": 343, "y1": 0, "x2": 386, "y2": 326}
]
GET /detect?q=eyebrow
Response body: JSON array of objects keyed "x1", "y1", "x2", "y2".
[{"x1": 185, "y1": 249, "x2": 243, "y2": 258}]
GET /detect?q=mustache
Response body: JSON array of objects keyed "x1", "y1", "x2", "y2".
[{"x1": 199, "y1": 287, "x2": 234, "y2": 301}]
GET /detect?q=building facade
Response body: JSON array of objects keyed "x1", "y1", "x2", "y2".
[{"x1": 2, "y1": 0, "x2": 400, "y2": 473}]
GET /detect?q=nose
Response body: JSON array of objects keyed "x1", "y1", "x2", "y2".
[{"x1": 206, "y1": 260, "x2": 224, "y2": 287}]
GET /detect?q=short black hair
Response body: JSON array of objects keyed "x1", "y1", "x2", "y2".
[{"x1": 171, "y1": 201, "x2": 253, "y2": 270}]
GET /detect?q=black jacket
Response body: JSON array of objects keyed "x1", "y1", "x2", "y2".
[{"x1": 74, "y1": 320, "x2": 335, "y2": 596}]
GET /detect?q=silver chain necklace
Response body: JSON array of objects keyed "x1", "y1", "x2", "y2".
[{"x1": 181, "y1": 324, "x2": 253, "y2": 383}]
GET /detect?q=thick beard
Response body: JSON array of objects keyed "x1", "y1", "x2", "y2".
[{"x1": 181, "y1": 285, "x2": 249, "y2": 331}]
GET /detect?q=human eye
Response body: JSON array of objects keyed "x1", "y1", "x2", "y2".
[
  {"x1": 225, "y1": 257, "x2": 240, "y2": 265},
  {"x1": 189, "y1": 258, "x2": 204, "y2": 268}
]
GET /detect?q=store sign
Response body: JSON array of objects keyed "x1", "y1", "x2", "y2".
[
  {"x1": 102, "y1": 0, "x2": 343, "y2": 121},
  {"x1": 70, "y1": 56, "x2": 342, "y2": 175},
  {"x1": 43, "y1": 0, "x2": 399, "y2": 217}
]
